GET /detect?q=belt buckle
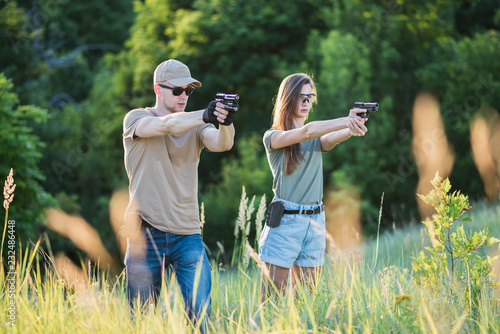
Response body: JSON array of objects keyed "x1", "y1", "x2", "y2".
[{"x1": 304, "y1": 209, "x2": 315, "y2": 215}]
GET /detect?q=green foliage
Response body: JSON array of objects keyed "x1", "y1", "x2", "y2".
[
  {"x1": 200, "y1": 133, "x2": 272, "y2": 250},
  {"x1": 411, "y1": 173, "x2": 499, "y2": 293},
  {"x1": 306, "y1": 0, "x2": 500, "y2": 231},
  {"x1": 1, "y1": 0, "x2": 134, "y2": 106},
  {"x1": 0, "y1": 74, "x2": 56, "y2": 238},
  {"x1": 1, "y1": 0, "x2": 134, "y2": 257},
  {"x1": 455, "y1": 0, "x2": 500, "y2": 36},
  {"x1": 0, "y1": 1, "x2": 34, "y2": 94},
  {"x1": 416, "y1": 30, "x2": 500, "y2": 197},
  {"x1": 34, "y1": 97, "x2": 127, "y2": 258},
  {"x1": 311, "y1": 1, "x2": 418, "y2": 226},
  {"x1": 106, "y1": 0, "x2": 329, "y2": 131}
]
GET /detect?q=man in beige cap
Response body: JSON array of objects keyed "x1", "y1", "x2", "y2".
[{"x1": 122, "y1": 59, "x2": 237, "y2": 330}]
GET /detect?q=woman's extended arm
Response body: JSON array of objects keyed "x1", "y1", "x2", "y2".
[
  {"x1": 270, "y1": 110, "x2": 367, "y2": 150},
  {"x1": 319, "y1": 116, "x2": 367, "y2": 151},
  {"x1": 270, "y1": 118, "x2": 349, "y2": 149}
]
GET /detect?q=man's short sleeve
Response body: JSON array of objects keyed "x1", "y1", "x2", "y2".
[
  {"x1": 123, "y1": 109, "x2": 151, "y2": 141},
  {"x1": 196, "y1": 123, "x2": 217, "y2": 149}
]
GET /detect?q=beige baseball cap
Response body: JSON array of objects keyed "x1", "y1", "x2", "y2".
[{"x1": 153, "y1": 59, "x2": 202, "y2": 87}]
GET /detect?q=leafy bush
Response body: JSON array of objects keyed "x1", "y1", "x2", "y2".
[
  {"x1": 412, "y1": 173, "x2": 499, "y2": 299},
  {"x1": 0, "y1": 74, "x2": 56, "y2": 239}
]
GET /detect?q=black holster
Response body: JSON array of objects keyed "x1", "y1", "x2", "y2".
[{"x1": 265, "y1": 201, "x2": 285, "y2": 228}]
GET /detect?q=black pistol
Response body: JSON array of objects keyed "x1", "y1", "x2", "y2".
[
  {"x1": 216, "y1": 93, "x2": 239, "y2": 112},
  {"x1": 354, "y1": 101, "x2": 379, "y2": 119}
]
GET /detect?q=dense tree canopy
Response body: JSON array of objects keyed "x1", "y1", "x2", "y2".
[{"x1": 0, "y1": 74, "x2": 56, "y2": 237}]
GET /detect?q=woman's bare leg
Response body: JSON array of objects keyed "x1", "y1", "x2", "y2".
[
  {"x1": 290, "y1": 265, "x2": 322, "y2": 291},
  {"x1": 260, "y1": 263, "x2": 289, "y2": 303}
]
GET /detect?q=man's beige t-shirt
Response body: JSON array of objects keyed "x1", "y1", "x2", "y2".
[{"x1": 123, "y1": 108, "x2": 214, "y2": 235}]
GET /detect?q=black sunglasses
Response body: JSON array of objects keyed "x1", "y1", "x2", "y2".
[{"x1": 158, "y1": 83, "x2": 195, "y2": 96}]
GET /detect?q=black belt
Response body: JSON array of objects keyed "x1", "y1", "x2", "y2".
[{"x1": 283, "y1": 205, "x2": 324, "y2": 215}]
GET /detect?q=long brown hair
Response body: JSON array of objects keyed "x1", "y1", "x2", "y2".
[{"x1": 271, "y1": 73, "x2": 317, "y2": 175}]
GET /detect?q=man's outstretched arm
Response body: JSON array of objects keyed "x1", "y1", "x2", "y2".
[
  {"x1": 133, "y1": 102, "x2": 229, "y2": 138},
  {"x1": 202, "y1": 123, "x2": 235, "y2": 152},
  {"x1": 133, "y1": 110, "x2": 205, "y2": 138}
]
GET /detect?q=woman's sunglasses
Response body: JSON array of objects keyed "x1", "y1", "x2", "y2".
[
  {"x1": 158, "y1": 84, "x2": 195, "y2": 96},
  {"x1": 299, "y1": 93, "x2": 316, "y2": 104}
]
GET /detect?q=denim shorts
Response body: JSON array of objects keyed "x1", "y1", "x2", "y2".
[{"x1": 258, "y1": 198, "x2": 326, "y2": 269}]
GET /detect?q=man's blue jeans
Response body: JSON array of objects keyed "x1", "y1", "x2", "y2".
[{"x1": 125, "y1": 224, "x2": 212, "y2": 326}]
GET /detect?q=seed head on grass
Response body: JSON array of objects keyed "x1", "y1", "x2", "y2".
[
  {"x1": 200, "y1": 202, "x2": 205, "y2": 230},
  {"x1": 1, "y1": 168, "x2": 15, "y2": 262},
  {"x1": 244, "y1": 195, "x2": 256, "y2": 239},
  {"x1": 246, "y1": 244, "x2": 269, "y2": 278},
  {"x1": 324, "y1": 298, "x2": 337, "y2": 319},
  {"x1": 3, "y1": 168, "x2": 15, "y2": 210},
  {"x1": 235, "y1": 186, "x2": 249, "y2": 238},
  {"x1": 254, "y1": 194, "x2": 266, "y2": 246}
]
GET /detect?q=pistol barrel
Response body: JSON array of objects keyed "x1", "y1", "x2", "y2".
[{"x1": 354, "y1": 101, "x2": 379, "y2": 112}]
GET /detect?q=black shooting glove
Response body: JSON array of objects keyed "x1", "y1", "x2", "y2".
[
  {"x1": 220, "y1": 104, "x2": 238, "y2": 126},
  {"x1": 202, "y1": 101, "x2": 218, "y2": 124}
]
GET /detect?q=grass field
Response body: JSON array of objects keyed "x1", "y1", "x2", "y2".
[{"x1": 1, "y1": 199, "x2": 499, "y2": 333}]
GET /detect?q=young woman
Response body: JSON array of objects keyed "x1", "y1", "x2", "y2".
[{"x1": 258, "y1": 73, "x2": 368, "y2": 297}]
